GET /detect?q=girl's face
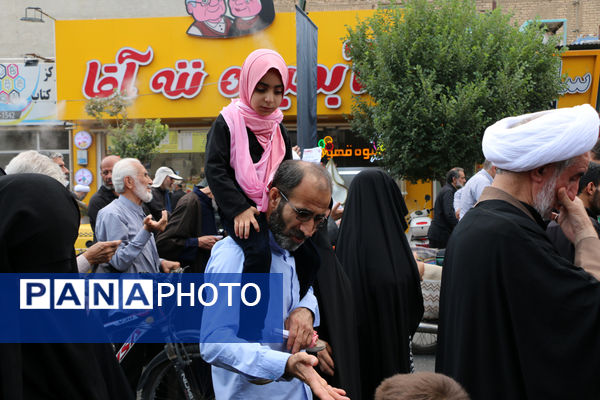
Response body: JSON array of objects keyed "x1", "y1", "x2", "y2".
[{"x1": 250, "y1": 69, "x2": 284, "y2": 116}]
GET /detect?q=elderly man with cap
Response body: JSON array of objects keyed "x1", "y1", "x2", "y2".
[
  {"x1": 145, "y1": 166, "x2": 183, "y2": 221},
  {"x1": 436, "y1": 104, "x2": 600, "y2": 400}
]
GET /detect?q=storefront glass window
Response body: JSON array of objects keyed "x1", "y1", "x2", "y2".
[
  {"x1": 108, "y1": 130, "x2": 209, "y2": 191},
  {"x1": 0, "y1": 131, "x2": 37, "y2": 150},
  {"x1": 0, "y1": 129, "x2": 70, "y2": 171},
  {"x1": 40, "y1": 129, "x2": 69, "y2": 149}
]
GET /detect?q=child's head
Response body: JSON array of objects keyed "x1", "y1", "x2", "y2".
[
  {"x1": 375, "y1": 372, "x2": 470, "y2": 400},
  {"x1": 240, "y1": 49, "x2": 288, "y2": 116}
]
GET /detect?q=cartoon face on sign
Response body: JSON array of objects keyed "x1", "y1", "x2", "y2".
[
  {"x1": 229, "y1": 0, "x2": 262, "y2": 18},
  {"x1": 185, "y1": 0, "x2": 274, "y2": 38},
  {"x1": 186, "y1": 0, "x2": 227, "y2": 23}
]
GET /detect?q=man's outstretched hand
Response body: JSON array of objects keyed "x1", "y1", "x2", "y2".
[
  {"x1": 144, "y1": 210, "x2": 168, "y2": 233},
  {"x1": 285, "y1": 352, "x2": 349, "y2": 400}
]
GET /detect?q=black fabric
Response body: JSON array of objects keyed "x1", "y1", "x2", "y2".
[
  {"x1": 204, "y1": 113, "x2": 292, "y2": 222},
  {"x1": 222, "y1": 213, "x2": 271, "y2": 340},
  {"x1": 546, "y1": 207, "x2": 600, "y2": 263},
  {"x1": 436, "y1": 198, "x2": 600, "y2": 400},
  {"x1": 196, "y1": 187, "x2": 218, "y2": 235},
  {"x1": 336, "y1": 169, "x2": 424, "y2": 400},
  {"x1": 88, "y1": 185, "x2": 118, "y2": 237},
  {"x1": 428, "y1": 183, "x2": 458, "y2": 248},
  {"x1": 0, "y1": 174, "x2": 133, "y2": 400},
  {"x1": 155, "y1": 190, "x2": 217, "y2": 273},
  {"x1": 223, "y1": 214, "x2": 321, "y2": 341},
  {"x1": 144, "y1": 186, "x2": 171, "y2": 222},
  {"x1": 312, "y1": 227, "x2": 361, "y2": 400},
  {"x1": 171, "y1": 188, "x2": 186, "y2": 209}
]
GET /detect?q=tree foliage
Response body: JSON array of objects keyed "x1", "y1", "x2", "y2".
[
  {"x1": 85, "y1": 92, "x2": 169, "y2": 166},
  {"x1": 345, "y1": 0, "x2": 566, "y2": 181}
]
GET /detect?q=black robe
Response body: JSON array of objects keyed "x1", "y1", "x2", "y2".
[
  {"x1": 155, "y1": 189, "x2": 217, "y2": 273},
  {"x1": 436, "y1": 187, "x2": 600, "y2": 400},
  {"x1": 336, "y1": 169, "x2": 424, "y2": 400},
  {"x1": 313, "y1": 228, "x2": 362, "y2": 399},
  {"x1": 0, "y1": 174, "x2": 133, "y2": 400}
]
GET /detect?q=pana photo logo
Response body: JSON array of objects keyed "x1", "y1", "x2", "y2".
[{"x1": 20, "y1": 278, "x2": 261, "y2": 310}]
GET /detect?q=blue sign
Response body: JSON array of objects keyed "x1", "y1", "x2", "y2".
[{"x1": 1, "y1": 273, "x2": 283, "y2": 343}]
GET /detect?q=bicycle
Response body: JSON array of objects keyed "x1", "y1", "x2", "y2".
[
  {"x1": 135, "y1": 337, "x2": 213, "y2": 400},
  {"x1": 102, "y1": 270, "x2": 215, "y2": 400}
]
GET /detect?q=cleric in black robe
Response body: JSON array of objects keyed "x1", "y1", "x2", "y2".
[
  {"x1": 312, "y1": 226, "x2": 362, "y2": 399},
  {"x1": 336, "y1": 169, "x2": 423, "y2": 400},
  {"x1": 0, "y1": 173, "x2": 133, "y2": 400},
  {"x1": 436, "y1": 105, "x2": 600, "y2": 400}
]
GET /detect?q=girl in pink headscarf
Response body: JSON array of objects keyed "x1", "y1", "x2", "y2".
[{"x1": 204, "y1": 48, "x2": 292, "y2": 274}]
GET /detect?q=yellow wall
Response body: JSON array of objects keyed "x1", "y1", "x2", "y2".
[
  {"x1": 55, "y1": 10, "x2": 374, "y2": 121},
  {"x1": 557, "y1": 50, "x2": 600, "y2": 109}
]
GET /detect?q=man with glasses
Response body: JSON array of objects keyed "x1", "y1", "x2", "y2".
[{"x1": 201, "y1": 160, "x2": 349, "y2": 400}]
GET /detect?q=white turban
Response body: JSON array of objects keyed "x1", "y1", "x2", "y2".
[{"x1": 482, "y1": 104, "x2": 600, "y2": 172}]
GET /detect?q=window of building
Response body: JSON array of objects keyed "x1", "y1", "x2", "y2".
[{"x1": 0, "y1": 128, "x2": 70, "y2": 171}]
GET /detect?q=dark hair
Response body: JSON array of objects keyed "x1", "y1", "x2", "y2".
[
  {"x1": 578, "y1": 162, "x2": 600, "y2": 194},
  {"x1": 271, "y1": 160, "x2": 332, "y2": 196},
  {"x1": 591, "y1": 139, "x2": 600, "y2": 162},
  {"x1": 375, "y1": 372, "x2": 470, "y2": 400},
  {"x1": 446, "y1": 167, "x2": 464, "y2": 185}
]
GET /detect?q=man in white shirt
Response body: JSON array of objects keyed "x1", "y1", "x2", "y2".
[{"x1": 458, "y1": 160, "x2": 496, "y2": 219}]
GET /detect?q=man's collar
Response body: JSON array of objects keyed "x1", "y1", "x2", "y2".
[
  {"x1": 477, "y1": 186, "x2": 537, "y2": 222},
  {"x1": 118, "y1": 194, "x2": 144, "y2": 212}
]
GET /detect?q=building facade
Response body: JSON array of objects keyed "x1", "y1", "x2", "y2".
[{"x1": 2, "y1": 0, "x2": 599, "y2": 208}]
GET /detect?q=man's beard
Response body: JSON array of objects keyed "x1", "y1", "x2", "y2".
[
  {"x1": 103, "y1": 182, "x2": 114, "y2": 191},
  {"x1": 134, "y1": 179, "x2": 153, "y2": 203},
  {"x1": 268, "y1": 203, "x2": 306, "y2": 251},
  {"x1": 533, "y1": 175, "x2": 558, "y2": 219}
]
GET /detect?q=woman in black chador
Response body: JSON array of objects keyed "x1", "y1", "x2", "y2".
[{"x1": 336, "y1": 169, "x2": 423, "y2": 400}]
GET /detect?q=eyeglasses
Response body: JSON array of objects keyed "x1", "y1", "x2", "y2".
[{"x1": 278, "y1": 190, "x2": 328, "y2": 230}]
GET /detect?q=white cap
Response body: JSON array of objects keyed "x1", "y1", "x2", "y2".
[
  {"x1": 482, "y1": 104, "x2": 600, "y2": 172},
  {"x1": 74, "y1": 184, "x2": 90, "y2": 193},
  {"x1": 152, "y1": 167, "x2": 183, "y2": 187}
]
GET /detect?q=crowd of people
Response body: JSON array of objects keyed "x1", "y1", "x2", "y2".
[{"x1": 1, "y1": 46, "x2": 600, "y2": 400}]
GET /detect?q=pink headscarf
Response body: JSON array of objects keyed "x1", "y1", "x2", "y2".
[{"x1": 221, "y1": 49, "x2": 289, "y2": 212}]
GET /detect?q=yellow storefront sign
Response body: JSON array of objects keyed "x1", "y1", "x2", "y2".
[
  {"x1": 558, "y1": 49, "x2": 600, "y2": 109},
  {"x1": 55, "y1": 10, "x2": 374, "y2": 121}
]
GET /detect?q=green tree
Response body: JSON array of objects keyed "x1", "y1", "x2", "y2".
[
  {"x1": 85, "y1": 91, "x2": 169, "y2": 166},
  {"x1": 345, "y1": 0, "x2": 566, "y2": 181}
]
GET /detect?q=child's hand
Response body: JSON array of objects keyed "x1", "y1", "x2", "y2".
[{"x1": 234, "y1": 207, "x2": 260, "y2": 239}]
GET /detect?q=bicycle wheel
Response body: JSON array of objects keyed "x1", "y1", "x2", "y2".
[
  {"x1": 137, "y1": 344, "x2": 214, "y2": 400},
  {"x1": 412, "y1": 331, "x2": 437, "y2": 355}
]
